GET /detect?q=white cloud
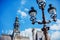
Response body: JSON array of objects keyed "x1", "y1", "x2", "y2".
[
  {"x1": 49, "y1": 19, "x2": 60, "y2": 40},
  {"x1": 21, "y1": 0, "x2": 26, "y2": 5},
  {"x1": 51, "y1": 31, "x2": 60, "y2": 40},
  {"x1": 20, "y1": 28, "x2": 32, "y2": 36},
  {"x1": 50, "y1": 24, "x2": 60, "y2": 30},
  {"x1": 24, "y1": 8, "x2": 29, "y2": 11},
  {"x1": 20, "y1": 28, "x2": 41, "y2": 40},
  {"x1": 50, "y1": 19, "x2": 60, "y2": 30},
  {"x1": 17, "y1": 10, "x2": 27, "y2": 17},
  {"x1": 20, "y1": 28, "x2": 32, "y2": 40},
  {"x1": 56, "y1": 19, "x2": 60, "y2": 24}
]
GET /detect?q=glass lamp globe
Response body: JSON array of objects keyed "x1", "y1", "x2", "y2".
[{"x1": 48, "y1": 4, "x2": 56, "y2": 15}]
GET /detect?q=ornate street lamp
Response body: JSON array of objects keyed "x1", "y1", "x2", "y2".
[
  {"x1": 29, "y1": 0, "x2": 57, "y2": 40},
  {"x1": 48, "y1": 4, "x2": 57, "y2": 22},
  {"x1": 29, "y1": 7, "x2": 37, "y2": 24}
]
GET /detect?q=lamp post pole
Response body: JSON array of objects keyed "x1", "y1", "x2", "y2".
[{"x1": 41, "y1": 4, "x2": 50, "y2": 40}]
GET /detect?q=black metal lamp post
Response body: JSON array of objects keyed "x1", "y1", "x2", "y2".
[{"x1": 29, "y1": 0, "x2": 57, "y2": 40}]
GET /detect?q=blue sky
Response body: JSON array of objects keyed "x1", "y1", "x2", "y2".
[{"x1": 0, "y1": 0, "x2": 60, "y2": 40}]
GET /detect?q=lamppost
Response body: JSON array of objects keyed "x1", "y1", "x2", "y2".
[{"x1": 29, "y1": 0, "x2": 57, "y2": 40}]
